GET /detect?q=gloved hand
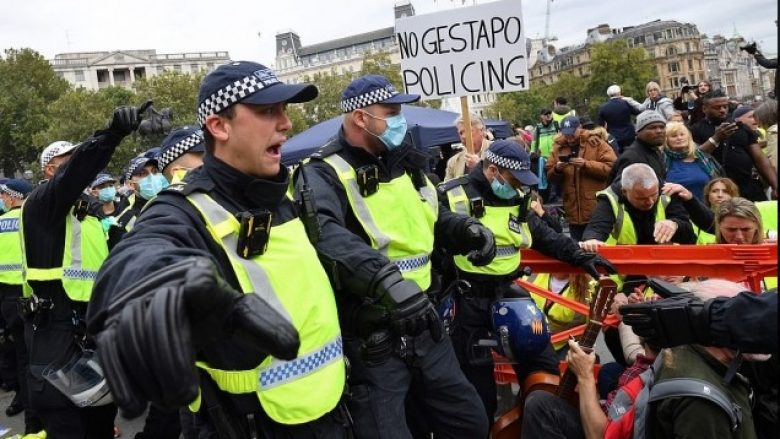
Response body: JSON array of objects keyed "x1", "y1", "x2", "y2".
[
  {"x1": 740, "y1": 42, "x2": 758, "y2": 55},
  {"x1": 107, "y1": 100, "x2": 153, "y2": 137},
  {"x1": 573, "y1": 251, "x2": 618, "y2": 279},
  {"x1": 95, "y1": 257, "x2": 299, "y2": 418},
  {"x1": 361, "y1": 329, "x2": 393, "y2": 367},
  {"x1": 372, "y1": 266, "x2": 444, "y2": 341},
  {"x1": 619, "y1": 295, "x2": 711, "y2": 348},
  {"x1": 464, "y1": 220, "x2": 496, "y2": 266}
]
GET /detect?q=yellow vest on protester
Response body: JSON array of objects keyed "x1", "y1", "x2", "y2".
[
  {"x1": 321, "y1": 154, "x2": 438, "y2": 290},
  {"x1": 20, "y1": 207, "x2": 108, "y2": 302},
  {"x1": 0, "y1": 208, "x2": 24, "y2": 286},
  {"x1": 445, "y1": 185, "x2": 532, "y2": 276},
  {"x1": 529, "y1": 273, "x2": 589, "y2": 351},
  {"x1": 755, "y1": 200, "x2": 777, "y2": 290},
  {"x1": 596, "y1": 187, "x2": 669, "y2": 245},
  {"x1": 185, "y1": 193, "x2": 345, "y2": 424},
  {"x1": 693, "y1": 224, "x2": 717, "y2": 245}
]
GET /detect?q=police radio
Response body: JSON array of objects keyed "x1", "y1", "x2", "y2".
[
  {"x1": 295, "y1": 165, "x2": 321, "y2": 244},
  {"x1": 235, "y1": 210, "x2": 272, "y2": 259}
]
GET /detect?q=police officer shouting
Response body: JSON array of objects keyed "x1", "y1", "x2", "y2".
[
  {"x1": 0, "y1": 179, "x2": 44, "y2": 435},
  {"x1": 438, "y1": 140, "x2": 617, "y2": 423},
  {"x1": 87, "y1": 61, "x2": 348, "y2": 438},
  {"x1": 20, "y1": 103, "x2": 149, "y2": 438},
  {"x1": 296, "y1": 74, "x2": 496, "y2": 438}
]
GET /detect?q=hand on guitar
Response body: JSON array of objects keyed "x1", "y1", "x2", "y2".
[{"x1": 566, "y1": 339, "x2": 596, "y2": 384}]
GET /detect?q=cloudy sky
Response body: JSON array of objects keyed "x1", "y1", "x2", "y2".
[{"x1": 1, "y1": 0, "x2": 776, "y2": 65}]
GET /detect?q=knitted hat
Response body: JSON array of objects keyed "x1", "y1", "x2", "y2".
[{"x1": 635, "y1": 110, "x2": 667, "y2": 132}]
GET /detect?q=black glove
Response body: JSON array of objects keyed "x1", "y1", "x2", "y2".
[
  {"x1": 619, "y1": 295, "x2": 711, "y2": 349},
  {"x1": 107, "y1": 100, "x2": 153, "y2": 137},
  {"x1": 95, "y1": 257, "x2": 299, "y2": 418},
  {"x1": 740, "y1": 42, "x2": 758, "y2": 55},
  {"x1": 372, "y1": 266, "x2": 444, "y2": 341},
  {"x1": 573, "y1": 251, "x2": 618, "y2": 279},
  {"x1": 361, "y1": 329, "x2": 393, "y2": 367},
  {"x1": 464, "y1": 220, "x2": 496, "y2": 266}
]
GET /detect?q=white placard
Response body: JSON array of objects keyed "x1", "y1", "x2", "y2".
[{"x1": 394, "y1": 0, "x2": 528, "y2": 100}]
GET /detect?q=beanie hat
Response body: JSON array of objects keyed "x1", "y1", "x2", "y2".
[{"x1": 635, "y1": 110, "x2": 667, "y2": 132}]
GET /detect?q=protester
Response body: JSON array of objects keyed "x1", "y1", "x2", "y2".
[
  {"x1": 444, "y1": 114, "x2": 491, "y2": 181},
  {"x1": 546, "y1": 115, "x2": 616, "y2": 241},
  {"x1": 551, "y1": 96, "x2": 576, "y2": 125},
  {"x1": 753, "y1": 99, "x2": 778, "y2": 173},
  {"x1": 673, "y1": 80, "x2": 711, "y2": 125},
  {"x1": 598, "y1": 84, "x2": 643, "y2": 153},
  {"x1": 641, "y1": 81, "x2": 675, "y2": 120},
  {"x1": 607, "y1": 110, "x2": 668, "y2": 183},
  {"x1": 663, "y1": 121, "x2": 720, "y2": 200}
]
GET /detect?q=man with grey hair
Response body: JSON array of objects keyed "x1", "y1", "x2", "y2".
[
  {"x1": 581, "y1": 162, "x2": 695, "y2": 252},
  {"x1": 444, "y1": 114, "x2": 492, "y2": 181},
  {"x1": 598, "y1": 84, "x2": 643, "y2": 153}
]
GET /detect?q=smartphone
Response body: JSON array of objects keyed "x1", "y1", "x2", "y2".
[{"x1": 559, "y1": 155, "x2": 571, "y2": 163}]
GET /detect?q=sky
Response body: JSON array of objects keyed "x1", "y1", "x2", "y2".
[{"x1": 1, "y1": 0, "x2": 777, "y2": 66}]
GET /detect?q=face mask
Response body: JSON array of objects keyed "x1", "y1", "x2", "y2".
[
  {"x1": 490, "y1": 174, "x2": 518, "y2": 200},
  {"x1": 170, "y1": 168, "x2": 190, "y2": 184},
  {"x1": 138, "y1": 174, "x2": 168, "y2": 200},
  {"x1": 361, "y1": 111, "x2": 408, "y2": 150},
  {"x1": 98, "y1": 187, "x2": 117, "y2": 203}
]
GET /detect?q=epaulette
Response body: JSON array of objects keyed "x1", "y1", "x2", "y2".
[
  {"x1": 437, "y1": 176, "x2": 469, "y2": 195},
  {"x1": 309, "y1": 138, "x2": 342, "y2": 161}
]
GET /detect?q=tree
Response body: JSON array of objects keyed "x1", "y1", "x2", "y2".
[
  {"x1": 485, "y1": 85, "x2": 552, "y2": 127},
  {"x1": 33, "y1": 86, "x2": 143, "y2": 177},
  {"x1": 0, "y1": 48, "x2": 69, "y2": 176},
  {"x1": 359, "y1": 51, "x2": 403, "y2": 90},
  {"x1": 584, "y1": 40, "x2": 655, "y2": 115},
  {"x1": 301, "y1": 70, "x2": 351, "y2": 126},
  {"x1": 286, "y1": 104, "x2": 309, "y2": 136},
  {"x1": 133, "y1": 70, "x2": 204, "y2": 127}
]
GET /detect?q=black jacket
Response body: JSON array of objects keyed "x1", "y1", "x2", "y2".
[
  {"x1": 582, "y1": 180, "x2": 695, "y2": 244},
  {"x1": 598, "y1": 98, "x2": 641, "y2": 144},
  {"x1": 22, "y1": 130, "x2": 124, "y2": 314},
  {"x1": 437, "y1": 167, "x2": 584, "y2": 284},
  {"x1": 607, "y1": 138, "x2": 666, "y2": 184},
  {"x1": 88, "y1": 154, "x2": 298, "y2": 374},
  {"x1": 296, "y1": 129, "x2": 476, "y2": 299}
]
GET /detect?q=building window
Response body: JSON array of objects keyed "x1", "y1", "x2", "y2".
[
  {"x1": 666, "y1": 46, "x2": 677, "y2": 56},
  {"x1": 114, "y1": 70, "x2": 126, "y2": 82},
  {"x1": 75, "y1": 70, "x2": 85, "y2": 81},
  {"x1": 667, "y1": 62, "x2": 680, "y2": 73},
  {"x1": 647, "y1": 48, "x2": 655, "y2": 58},
  {"x1": 634, "y1": 35, "x2": 645, "y2": 46},
  {"x1": 654, "y1": 31, "x2": 663, "y2": 41},
  {"x1": 697, "y1": 60, "x2": 702, "y2": 70},
  {"x1": 666, "y1": 29, "x2": 673, "y2": 39},
  {"x1": 173, "y1": 64, "x2": 182, "y2": 72},
  {"x1": 669, "y1": 77, "x2": 680, "y2": 88},
  {"x1": 190, "y1": 64, "x2": 200, "y2": 72},
  {"x1": 685, "y1": 42, "x2": 691, "y2": 52},
  {"x1": 206, "y1": 62, "x2": 214, "y2": 71},
  {"x1": 688, "y1": 59, "x2": 694, "y2": 70}
]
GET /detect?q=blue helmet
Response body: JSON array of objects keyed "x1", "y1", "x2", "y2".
[{"x1": 491, "y1": 297, "x2": 550, "y2": 361}]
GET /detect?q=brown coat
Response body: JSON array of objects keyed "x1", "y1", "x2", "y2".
[{"x1": 546, "y1": 128, "x2": 617, "y2": 225}]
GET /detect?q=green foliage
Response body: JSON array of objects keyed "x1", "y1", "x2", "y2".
[
  {"x1": 286, "y1": 104, "x2": 309, "y2": 136},
  {"x1": 133, "y1": 70, "x2": 204, "y2": 126},
  {"x1": 359, "y1": 51, "x2": 402, "y2": 90},
  {"x1": 300, "y1": 69, "x2": 351, "y2": 127},
  {"x1": 486, "y1": 39, "x2": 656, "y2": 125},
  {"x1": 0, "y1": 48, "x2": 69, "y2": 176}
]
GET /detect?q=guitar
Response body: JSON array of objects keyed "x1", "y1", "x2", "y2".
[{"x1": 556, "y1": 276, "x2": 618, "y2": 403}]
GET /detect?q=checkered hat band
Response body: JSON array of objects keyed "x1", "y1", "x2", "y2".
[
  {"x1": 0, "y1": 185, "x2": 23, "y2": 199},
  {"x1": 158, "y1": 132, "x2": 204, "y2": 170},
  {"x1": 341, "y1": 87, "x2": 398, "y2": 112},
  {"x1": 197, "y1": 75, "x2": 266, "y2": 125},
  {"x1": 486, "y1": 150, "x2": 530, "y2": 171}
]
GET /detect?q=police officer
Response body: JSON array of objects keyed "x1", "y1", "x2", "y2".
[
  {"x1": 115, "y1": 154, "x2": 169, "y2": 232},
  {"x1": 0, "y1": 179, "x2": 44, "y2": 435},
  {"x1": 20, "y1": 103, "x2": 148, "y2": 438},
  {"x1": 87, "y1": 61, "x2": 348, "y2": 438},
  {"x1": 157, "y1": 126, "x2": 206, "y2": 184},
  {"x1": 437, "y1": 140, "x2": 616, "y2": 422},
  {"x1": 296, "y1": 74, "x2": 496, "y2": 438}
]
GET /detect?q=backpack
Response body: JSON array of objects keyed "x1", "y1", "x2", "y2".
[{"x1": 604, "y1": 355, "x2": 743, "y2": 439}]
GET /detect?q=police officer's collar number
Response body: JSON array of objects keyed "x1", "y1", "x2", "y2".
[{"x1": 508, "y1": 213, "x2": 523, "y2": 234}]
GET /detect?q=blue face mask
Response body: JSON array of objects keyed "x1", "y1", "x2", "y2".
[
  {"x1": 138, "y1": 174, "x2": 168, "y2": 200},
  {"x1": 98, "y1": 187, "x2": 117, "y2": 203},
  {"x1": 362, "y1": 111, "x2": 408, "y2": 151},
  {"x1": 490, "y1": 174, "x2": 518, "y2": 200}
]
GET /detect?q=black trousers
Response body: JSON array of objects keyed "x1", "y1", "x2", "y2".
[
  {"x1": 520, "y1": 390, "x2": 584, "y2": 439},
  {"x1": 449, "y1": 283, "x2": 559, "y2": 422},
  {"x1": 2, "y1": 293, "x2": 44, "y2": 433},
  {"x1": 25, "y1": 313, "x2": 116, "y2": 439},
  {"x1": 344, "y1": 331, "x2": 488, "y2": 439}
]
